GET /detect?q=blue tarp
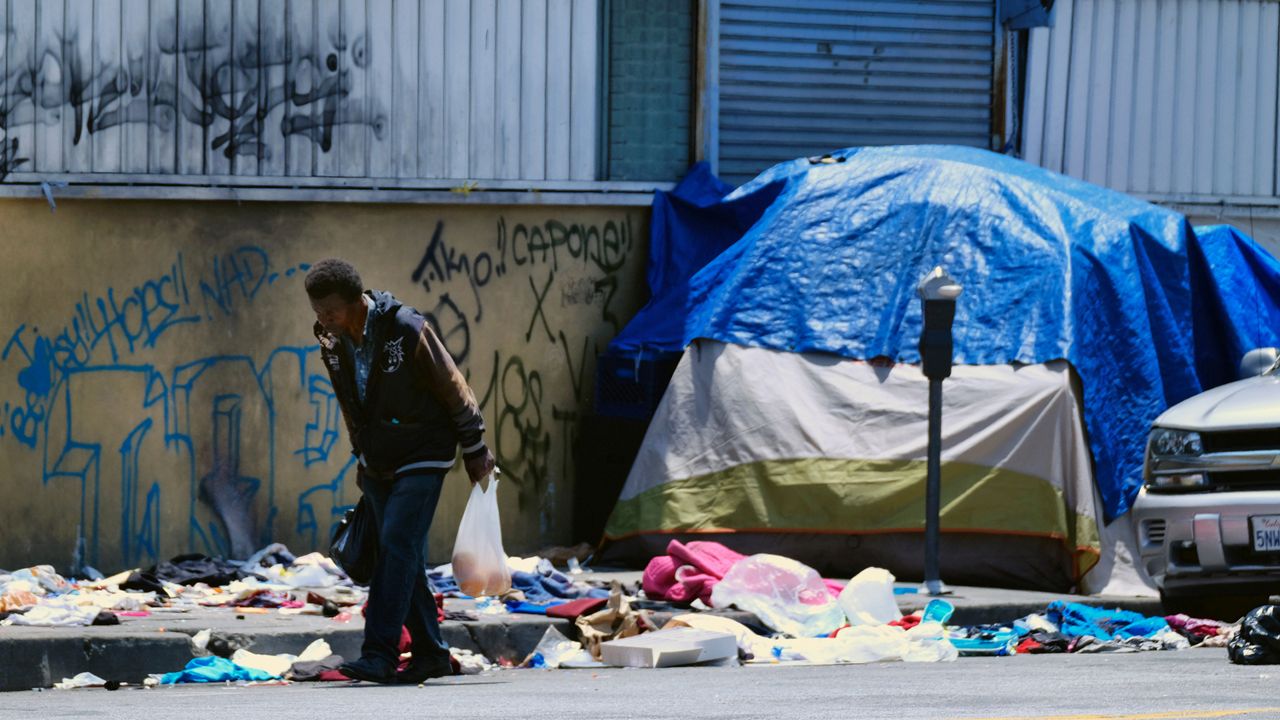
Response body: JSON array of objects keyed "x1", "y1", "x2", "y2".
[
  {"x1": 608, "y1": 162, "x2": 781, "y2": 356},
  {"x1": 1188, "y1": 225, "x2": 1280, "y2": 390},
  {"x1": 611, "y1": 146, "x2": 1280, "y2": 520}
]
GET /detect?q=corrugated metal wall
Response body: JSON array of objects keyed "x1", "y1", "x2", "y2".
[
  {"x1": 1023, "y1": 0, "x2": 1280, "y2": 199},
  {"x1": 716, "y1": 0, "x2": 997, "y2": 185},
  {"x1": 0, "y1": 0, "x2": 599, "y2": 186}
]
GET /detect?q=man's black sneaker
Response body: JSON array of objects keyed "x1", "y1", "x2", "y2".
[
  {"x1": 395, "y1": 657, "x2": 455, "y2": 684},
  {"x1": 338, "y1": 657, "x2": 397, "y2": 684}
]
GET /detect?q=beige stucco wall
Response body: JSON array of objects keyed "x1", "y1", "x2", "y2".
[{"x1": 0, "y1": 198, "x2": 648, "y2": 574}]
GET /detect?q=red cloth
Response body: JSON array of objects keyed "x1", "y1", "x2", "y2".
[
  {"x1": 642, "y1": 540, "x2": 849, "y2": 605},
  {"x1": 890, "y1": 614, "x2": 921, "y2": 630},
  {"x1": 546, "y1": 597, "x2": 608, "y2": 619},
  {"x1": 642, "y1": 540, "x2": 747, "y2": 606},
  {"x1": 1165, "y1": 613, "x2": 1228, "y2": 638}
]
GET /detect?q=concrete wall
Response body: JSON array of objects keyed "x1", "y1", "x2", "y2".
[{"x1": 0, "y1": 198, "x2": 648, "y2": 574}]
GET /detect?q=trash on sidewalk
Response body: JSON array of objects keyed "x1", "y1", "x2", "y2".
[
  {"x1": 600, "y1": 627, "x2": 738, "y2": 668},
  {"x1": 52, "y1": 672, "x2": 108, "y2": 690},
  {"x1": 664, "y1": 613, "x2": 775, "y2": 661},
  {"x1": 453, "y1": 648, "x2": 497, "y2": 675},
  {"x1": 1228, "y1": 605, "x2": 1280, "y2": 665},
  {"x1": 709, "y1": 554, "x2": 845, "y2": 638},
  {"x1": 522, "y1": 626, "x2": 597, "y2": 669},
  {"x1": 157, "y1": 656, "x2": 280, "y2": 684},
  {"x1": 576, "y1": 583, "x2": 652, "y2": 660},
  {"x1": 839, "y1": 567, "x2": 903, "y2": 627}
]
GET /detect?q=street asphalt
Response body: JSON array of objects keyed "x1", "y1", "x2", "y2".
[{"x1": 0, "y1": 648, "x2": 1273, "y2": 720}]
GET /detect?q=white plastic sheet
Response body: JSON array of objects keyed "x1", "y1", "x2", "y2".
[
  {"x1": 708, "y1": 554, "x2": 844, "y2": 638},
  {"x1": 839, "y1": 567, "x2": 902, "y2": 626}
]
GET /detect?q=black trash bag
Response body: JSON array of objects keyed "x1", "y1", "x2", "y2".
[
  {"x1": 1228, "y1": 605, "x2": 1280, "y2": 665},
  {"x1": 330, "y1": 496, "x2": 377, "y2": 585}
]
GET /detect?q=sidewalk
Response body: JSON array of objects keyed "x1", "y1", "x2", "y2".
[{"x1": 0, "y1": 570, "x2": 1162, "y2": 692}]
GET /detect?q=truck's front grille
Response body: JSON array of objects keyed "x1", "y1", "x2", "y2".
[
  {"x1": 1208, "y1": 470, "x2": 1280, "y2": 491},
  {"x1": 1224, "y1": 546, "x2": 1280, "y2": 567},
  {"x1": 1202, "y1": 429, "x2": 1280, "y2": 453}
]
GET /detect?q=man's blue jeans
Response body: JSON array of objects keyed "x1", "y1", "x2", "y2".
[{"x1": 359, "y1": 467, "x2": 451, "y2": 669}]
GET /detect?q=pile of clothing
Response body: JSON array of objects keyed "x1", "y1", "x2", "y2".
[
  {"x1": 0, "y1": 544, "x2": 368, "y2": 628},
  {"x1": 430, "y1": 556, "x2": 611, "y2": 616}
]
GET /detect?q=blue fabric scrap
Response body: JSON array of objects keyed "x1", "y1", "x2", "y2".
[
  {"x1": 1046, "y1": 601, "x2": 1169, "y2": 641},
  {"x1": 159, "y1": 656, "x2": 278, "y2": 684}
]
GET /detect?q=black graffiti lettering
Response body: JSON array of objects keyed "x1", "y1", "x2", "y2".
[
  {"x1": 411, "y1": 222, "x2": 447, "y2": 287},
  {"x1": 551, "y1": 405, "x2": 579, "y2": 479},
  {"x1": 424, "y1": 293, "x2": 471, "y2": 365},
  {"x1": 411, "y1": 221, "x2": 495, "y2": 323},
  {"x1": 505, "y1": 217, "x2": 634, "y2": 275},
  {"x1": 511, "y1": 223, "x2": 530, "y2": 267},
  {"x1": 595, "y1": 275, "x2": 621, "y2": 333},
  {"x1": 473, "y1": 253, "x2": 493, "y2": 287},
  {"x1": 0, "y1": 18, "x2": 386, "y2": 180},
  {"x1": 558, "y1": 331, "x2": 594, "y2": 401},
  {"x1": 525, "y1": 273, "x2": 554, "y2": 343},
  {"x1": 495, "y1": 218, "x2": 510, "y2": 277}
]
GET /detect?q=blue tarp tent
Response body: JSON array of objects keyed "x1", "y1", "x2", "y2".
[{"x1": 610, "y1": 145, "x2": 1280, "y2": 521}]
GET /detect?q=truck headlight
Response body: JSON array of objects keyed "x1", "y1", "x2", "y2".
[
  {"x1": 1149, "y1": 428, "x2": 1204, "y2": 457},
  {"x1": 1146, "y1": 473, "x2": 1208, "y2": 491}
]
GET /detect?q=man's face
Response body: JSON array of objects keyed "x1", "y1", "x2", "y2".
[{"x1": 310, "y1": 293, "x2": 362, "y2": 337}]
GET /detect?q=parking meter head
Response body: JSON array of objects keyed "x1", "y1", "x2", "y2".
[
  {"x1": 917, "y1": 267, "x2": 962, "y2": 381},
  {"x1": 916, "y1": 266, "x2": 963, "y2": 302}
]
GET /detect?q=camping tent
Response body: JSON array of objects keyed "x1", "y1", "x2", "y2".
[{"x1": 601, "y1": 146, "x2": 1280, "y2": 593}]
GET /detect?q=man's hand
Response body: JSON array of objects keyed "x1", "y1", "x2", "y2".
[{"x1": 464, "y1": 448, "x2": 496, "y2": 484}]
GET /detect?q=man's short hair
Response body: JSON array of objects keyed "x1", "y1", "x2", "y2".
[{"x1": 304, "y1": 258, "x2": 363, "y2": 302}]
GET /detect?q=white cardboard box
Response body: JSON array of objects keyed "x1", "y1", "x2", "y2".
[{"x1": 599, "y1": 627, "x2": 739, "y2": 668}]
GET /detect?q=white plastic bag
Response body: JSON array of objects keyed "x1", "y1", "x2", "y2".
[
  {"x1": 451, "y1": 473, "x2": 511, "y2": 597},
  {"x1": 708, "y1": 554, "x2": 845, "y2": 638},
  {"x1": 838, "y1": 567, "x2": 902, "y2": 626}
]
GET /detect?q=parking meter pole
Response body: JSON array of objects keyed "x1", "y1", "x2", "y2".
[
  {"x1": 917, "y1": 266, "x2": 961, "y2": 598},
  {"x1": 924, "y1": 378, "x2": 944, "y2": 596}
]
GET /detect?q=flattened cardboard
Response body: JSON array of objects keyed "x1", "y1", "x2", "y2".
[{"x1": 600, "y1": 627, "x2": 738, "y2": 668}]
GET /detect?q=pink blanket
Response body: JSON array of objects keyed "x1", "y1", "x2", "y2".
[{"x1": 642, "y1": 540, "x2": 846, "y2": 605}]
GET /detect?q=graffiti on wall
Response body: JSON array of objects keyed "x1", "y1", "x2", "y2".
[
  {"x1": 0, "y1": 4, "x2": 385, "y2": 181},
  {"x1": 409, "y1": 215, "x2": 637, "y2": 535}
]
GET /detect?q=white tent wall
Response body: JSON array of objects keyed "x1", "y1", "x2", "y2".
[{"x1": 605, "y1": 341, "x2": 1154, "y2": 596}]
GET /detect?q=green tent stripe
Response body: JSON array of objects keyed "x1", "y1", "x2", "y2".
[{"x1": 605, "y1": 457, "x2": 1100, "y2": 556}]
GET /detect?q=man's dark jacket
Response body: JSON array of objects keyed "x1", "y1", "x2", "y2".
[{"x1": 315, "y1": 290, "x2": 487, "y2": 477}]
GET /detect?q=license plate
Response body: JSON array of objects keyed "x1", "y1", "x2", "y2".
[{"x1": 1252, "y1": 515, "x2": 1280, "y2": 552}]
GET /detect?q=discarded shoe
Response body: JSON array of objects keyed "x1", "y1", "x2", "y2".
[{"x1": 338, "y1": 657, "x2": 396, "y2": 684}]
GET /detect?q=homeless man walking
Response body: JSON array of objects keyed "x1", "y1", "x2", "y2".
[{"x1": 305, "y1": 258, "x2": 496, "y2": 684}]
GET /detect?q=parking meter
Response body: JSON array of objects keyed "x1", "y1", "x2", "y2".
[{"x1": 916, "y1": 267, "x2": 962, "y2": 596}]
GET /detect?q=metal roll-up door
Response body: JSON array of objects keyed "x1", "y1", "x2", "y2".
[{"x1": 717, "y1": 0, "x2": 997, "y2": 184}]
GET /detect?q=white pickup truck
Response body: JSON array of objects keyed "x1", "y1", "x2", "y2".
[{"x1": 1132, "y1": 349, "x2": 1280, "y2": 608}]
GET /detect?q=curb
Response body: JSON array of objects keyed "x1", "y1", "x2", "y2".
[{"x1": 0, "y1": 590, "x2": 1165, "y2": 691}]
